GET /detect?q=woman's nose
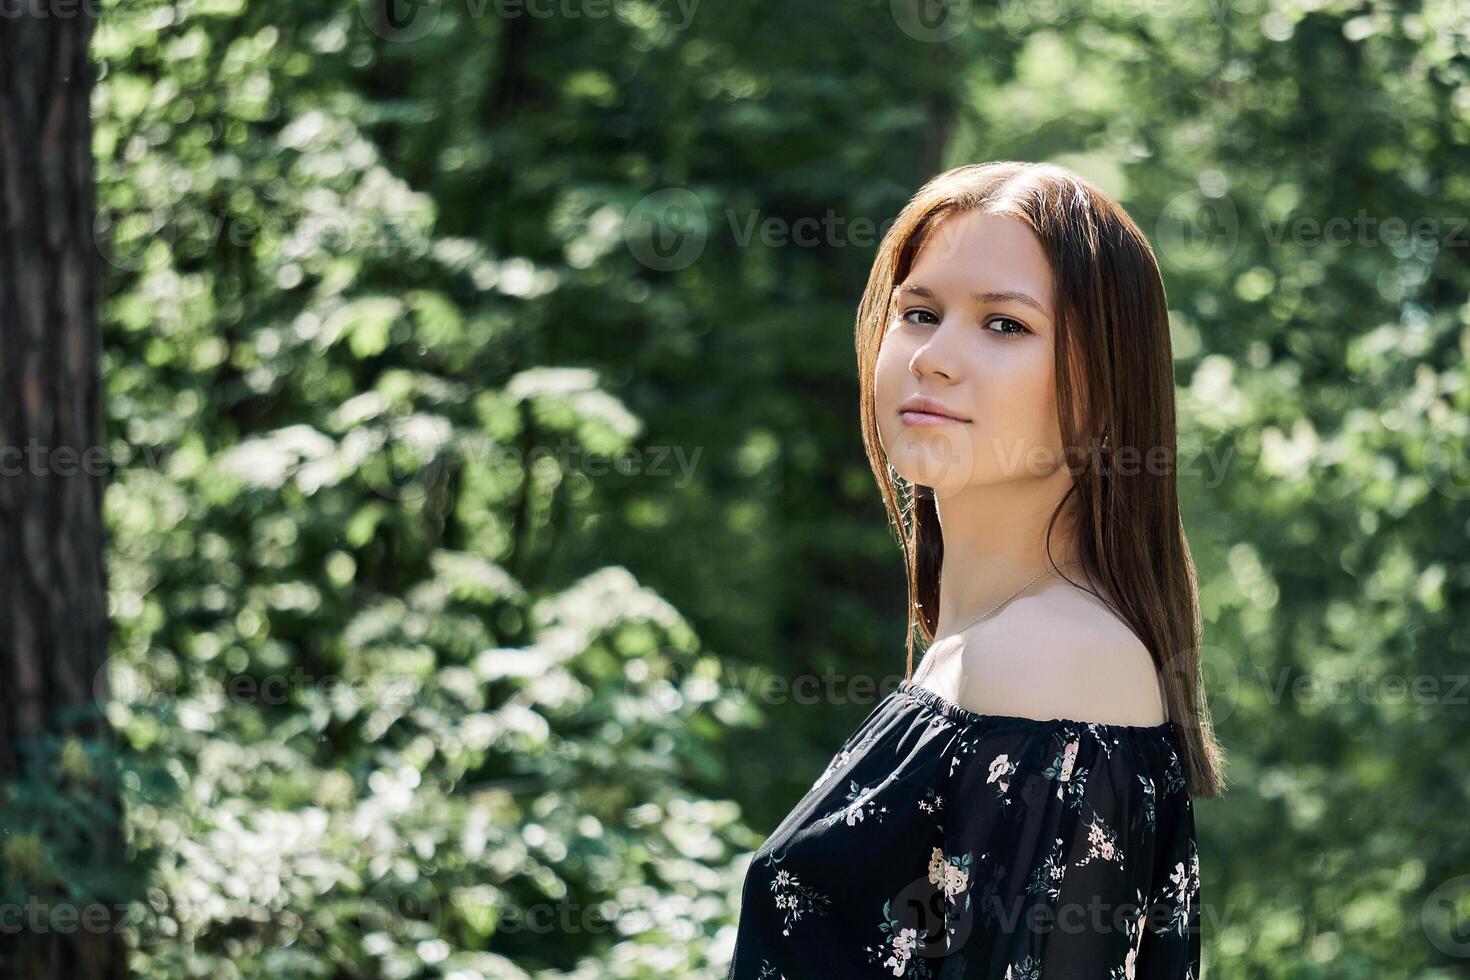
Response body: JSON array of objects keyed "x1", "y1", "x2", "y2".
[{"x1": 909, "y1": 323, "x2": 959, "y2": 381}]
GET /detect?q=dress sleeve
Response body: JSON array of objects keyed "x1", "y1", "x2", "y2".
[{"x1": 923, "y1": 723, "x2": 1200, "y2": 979}]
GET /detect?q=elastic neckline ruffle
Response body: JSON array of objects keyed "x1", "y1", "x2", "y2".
[{"x1": 896, "y1": 679, "x2": 1180, "y2": 739}]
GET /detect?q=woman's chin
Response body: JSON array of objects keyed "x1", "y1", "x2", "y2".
[
  {"x1": 886, "y1": 440, "x2": 978, "y2": 490},
  {"x1": 890, "y1": 466, "x2": 977, "y2": 498}
]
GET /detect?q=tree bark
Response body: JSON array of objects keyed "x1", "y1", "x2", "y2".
[{"x1": 0, "y1": 10, "x2": 129, "y2": 979}]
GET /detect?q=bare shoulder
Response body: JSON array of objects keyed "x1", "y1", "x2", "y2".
[{"x1": 951, "y1": 579, "x2": 1169, "y2": 726}]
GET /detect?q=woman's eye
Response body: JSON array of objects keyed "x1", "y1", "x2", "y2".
[
  {"x1": 895, "y1": 308, "x2": 1029, "y2": 337},
  {"x1": 986, "y1": 317, "x2": 1030, "y2": 338},
  {"x1": 897, "y1": 308, "x2": 939, "y2": 326}
]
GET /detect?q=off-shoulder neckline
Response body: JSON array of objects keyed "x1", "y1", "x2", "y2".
[{"x1": 896, "y1": 679, "x2": 1178, "y2": 738}]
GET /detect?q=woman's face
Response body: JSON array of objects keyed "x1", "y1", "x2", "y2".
[{"x1": 874, "y1": 210, "x2": 1065, "y2": 497}]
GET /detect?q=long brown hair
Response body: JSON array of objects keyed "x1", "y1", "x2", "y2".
[{"x1": 855, "y1": 161, "x2": 1226, "y2": 799}]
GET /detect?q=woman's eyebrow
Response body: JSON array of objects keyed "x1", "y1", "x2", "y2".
[{"x1": 895, "y1": 283, "x2": 1049, "y2": 317}]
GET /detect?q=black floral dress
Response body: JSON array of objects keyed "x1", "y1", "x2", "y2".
[{"x1": 726, "y1": 680, "x2": 1201, "y2": 979}]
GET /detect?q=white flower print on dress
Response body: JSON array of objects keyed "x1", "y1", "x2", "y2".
[
  {"x1": 1043, "y1": 734, "x2": 1090, "y2": 808},
  {"x1": 1085, "y1": 723, "x2": 1117, "y2": 758},
  {"x1": 1025, "y1": 837, "x2": 1068, "y2": 901},
  {"x1": 1072, "y1": 809, "x2": 1126, "y2": 870},
  {"x1": 927, "y1": 846, "x2": 974, "y2": 902},
  {"x1": 987, "y1": 753, "x2": 1018, "y2": 796},
  {"x1": 812, "y1": 746, "x2": 853, "y2": 790},
  {"x1": 888, "y1": 927, "x2": 918, "y2": 975},
  {"x1": 948, "y1": 733, "x2": 979, "y2": 777},
  {"x1": 1138, "y1": 772, "x2": 1157, "y2": 829},
  {"x1": 824, "y1": 778, "x2": 889, "y2": 827},
  {"x1": 1162, "y1": 748, "x2": 1186, "y2": 796},
  {"x1": 1002, "y1": 954, "x2": 1042, "y2": 979},
  {"x1": 1058, "y1": 739, "x2": 1079, "y2": 782},
  {"x1": 917, "y1": 786, "x2": 944, "y2": 814},
  {"x1": 812, "y1": 726, "x2": 880, "y2": 791},
  {"x1": 1154, "y1": 836, "x2": 1200, "y2": 938},
  {"x1": 865, "y1": 898, "x2": 935, "y2": 978},
  {"x1": 927, "y1": 845, "x2": 977, "y2": 946},
  {"x1": 1110, "y1": 886, "x2": 1149, "y2": 980},
  {"x1": 765, "y1": 862, "x2": 832, "y2": 937}
]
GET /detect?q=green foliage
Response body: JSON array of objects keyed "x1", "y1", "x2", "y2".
[
  {"x1": 92, "y1": 1, "x2": 760, "y2": 976},
  {"x1": 1, "y1": 733, "x2": 154, "y2": 920}
]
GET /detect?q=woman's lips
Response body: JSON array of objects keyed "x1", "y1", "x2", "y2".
[{"x1": 899, "y1": 410, "x2": 969, "y2": 427}]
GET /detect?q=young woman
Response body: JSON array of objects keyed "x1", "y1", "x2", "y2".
[{"x1": 726, "y1": 162, "x2": 1227, "y2": 978}]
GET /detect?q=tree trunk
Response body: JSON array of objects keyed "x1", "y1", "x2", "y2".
[{"x1": 0, "y1": 11, "x2": 129, "y2": 980}]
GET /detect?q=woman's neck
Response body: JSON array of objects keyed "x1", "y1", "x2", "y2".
[{"x1": 930, "y1": 477, "x2": 1086, "y2": 639}]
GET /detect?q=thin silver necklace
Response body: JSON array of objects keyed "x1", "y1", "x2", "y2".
[{"x1": 942, "y1": 558, "x2": 1084, "y2": 639}]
